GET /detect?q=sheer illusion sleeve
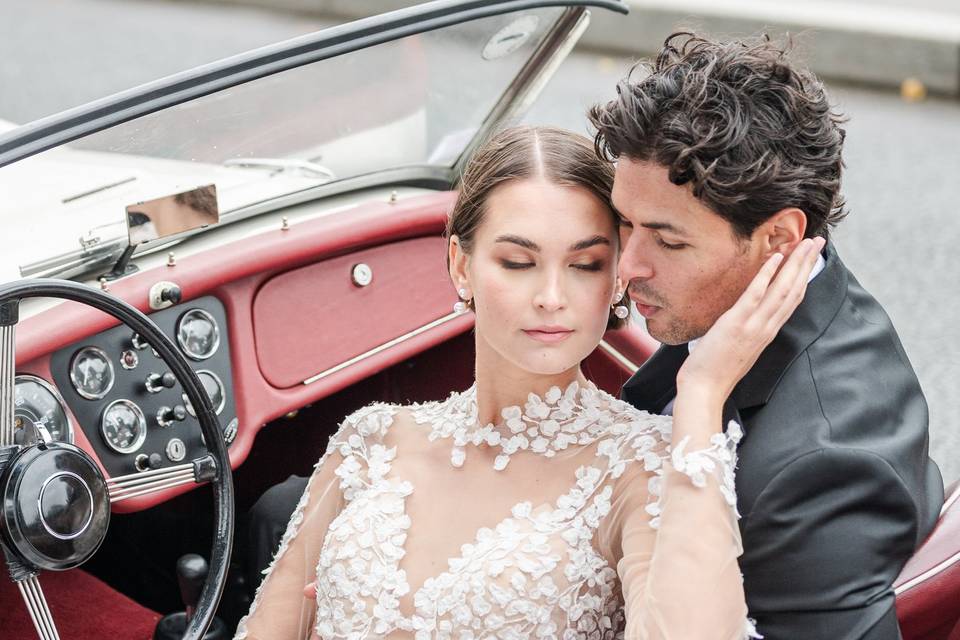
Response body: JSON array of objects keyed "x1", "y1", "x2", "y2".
[
  {"x1": 234, "y1": 404, "x2": 394, "y2": 640},
  {"x1": 603, "y1": 421, "x2": 758, "y2": 640}
]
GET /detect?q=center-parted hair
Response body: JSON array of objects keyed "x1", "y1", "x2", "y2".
[{"x1": 589, "y1": 32, "x2": 848, "y2": 239}]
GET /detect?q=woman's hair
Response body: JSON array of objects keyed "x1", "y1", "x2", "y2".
[
  {"x1": 589, "y1": 31, "x2": 847, "y2": 240},
  {"x1": 446, "y1": 125, "x2": 626, "y2": 329}
]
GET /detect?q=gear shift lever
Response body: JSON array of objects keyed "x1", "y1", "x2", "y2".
[
  {"x1": 153, "y1": 553, "x2": 228, "y2": 640},
  {"x1": 177, "y1": 553, "x2": 206, "y2": 623}
]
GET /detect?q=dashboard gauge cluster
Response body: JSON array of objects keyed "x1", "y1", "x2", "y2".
[{"x1": 49, "y1": 296, "x2": 237, "y2": 477}]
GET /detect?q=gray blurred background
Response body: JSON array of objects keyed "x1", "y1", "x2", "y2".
[{"x1": 1, "y1": 0, "x2": 958, "y2": 482}]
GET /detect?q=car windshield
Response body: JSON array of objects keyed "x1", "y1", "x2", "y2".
[{"x1": 0, "y1": 7, "x2": 566, "y2": 281}]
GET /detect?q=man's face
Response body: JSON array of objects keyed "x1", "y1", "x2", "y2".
[{"x1": 612, "y1": 158, "x2": 767, "y2": 345}]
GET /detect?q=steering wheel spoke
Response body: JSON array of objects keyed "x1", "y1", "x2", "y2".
[
  {"x1": 107, "y1": 456, "x2": 216, "y2": 504},
  {"x1": 0, "y1": 307, "x2": 17, "y2": 448},
  {"x1": 16, "y1": 574, "x2": 62, "y2": 640}
]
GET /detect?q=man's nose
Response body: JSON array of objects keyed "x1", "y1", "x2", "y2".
[{"x1": 618, "y1": 233, "x2": 654, "y2": 283}]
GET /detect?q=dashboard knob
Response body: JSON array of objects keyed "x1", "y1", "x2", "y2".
[
  {"x1": 145, "y1": 371, "x2": 177, "y2": 393},
  {"x1": 157, "y1": 405, "x2": 187, "y2": 427},
  {"x1": 148, "y1": 453, "x2": 163, "y2": 470}
]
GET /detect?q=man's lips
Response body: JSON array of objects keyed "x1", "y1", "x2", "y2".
[
  {"x1": 629, "y1": 296, "x2": 662, "y2": 318},
  {"x1": 523, "y1": 327, "x2": 574, "y2": 344}
]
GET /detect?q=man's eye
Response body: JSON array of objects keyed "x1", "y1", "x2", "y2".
[
  {"x1": 500, "y1": 260, "x2": 534, "y2": 270},
  {"x1": 572, "y1": 261, "x2": 603, "y2": 272},
  {"x1": 656, "y1": 238, "x2": 687, "y2": 250}
]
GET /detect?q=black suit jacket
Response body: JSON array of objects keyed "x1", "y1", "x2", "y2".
[{"x1": 621, "y1": 243, "x2": 943, "y2": 639}]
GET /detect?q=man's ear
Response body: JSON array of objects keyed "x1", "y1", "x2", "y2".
[
  {"x1": 756, "y1": 207, "x2": 807, "y2": 257},
  {"x1": 448, "y1": 235, "x2": 470, "y2": 292}
]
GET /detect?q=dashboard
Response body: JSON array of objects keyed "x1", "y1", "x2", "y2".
[
  {"x1": 9, "y1": 190, "x2": 655, "y2": 513},
  {"x1": 45, "y1": 296, "x2": 236, "y2": 478}
]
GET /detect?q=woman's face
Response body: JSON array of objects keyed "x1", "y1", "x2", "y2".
[{"x1": 451, "y1": 178, "x2": 619, "y2": 378}]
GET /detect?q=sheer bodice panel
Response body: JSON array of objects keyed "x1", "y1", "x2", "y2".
[{"x1": 236, "y1": 383, "x2": 757, "y2": 640}]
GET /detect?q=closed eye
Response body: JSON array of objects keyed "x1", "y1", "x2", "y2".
[
  {"x1": 656, "y1": 237, "x2": 687, "y2": 250},
  {"x1": 572, "y1": 261, "x2": 604, "y2": 272},
  {"x1": 500, "y1": 260, "x2": 534, "y2": 270}
]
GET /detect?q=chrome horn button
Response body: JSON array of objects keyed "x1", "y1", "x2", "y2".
[
  {"x1": 38, "y1": 471, "x2": 94, "y2": 540},
  {"x1": 0, "y1": 442, "x2": 110, "y2": 571}
]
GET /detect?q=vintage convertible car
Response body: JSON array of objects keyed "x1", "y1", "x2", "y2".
[{"x1": 0, "y1": 1, "x2": 956, "y2": 638}]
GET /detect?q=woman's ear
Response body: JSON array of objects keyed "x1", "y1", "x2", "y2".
[
  {"x1": 448, "y1": 235, "x2": 470, "y2": 294},
  {"x1": 757, "y1": 207, "x2": 808, "y2": 258}
]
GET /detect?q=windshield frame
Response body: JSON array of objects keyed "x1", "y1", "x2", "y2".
[{"x1": 0, "y1": 0, "x2": 626, "y2": 168}]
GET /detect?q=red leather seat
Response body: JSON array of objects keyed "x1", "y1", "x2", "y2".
[{"x1": 896, "y1": 480, "x2": 960, "y2": 639}]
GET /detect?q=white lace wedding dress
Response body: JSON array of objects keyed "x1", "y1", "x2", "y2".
[{"x1": 235, "y1": 382, "x2": 759, "y2": 639}]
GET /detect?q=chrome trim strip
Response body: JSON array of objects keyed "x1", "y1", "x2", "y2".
[
  {"x1": 895, "y1": 548, "x2": 960, "y2": 595},
  {"x1": 598, "y1": 339, "x2": 639, "y2": 374},
  {"x1": 303, "y1": 311, "x2": 465, "y2": 385},
  {"x1": 109, "y1": 475, "x2": 196, "y2": 504},
  {"x1": 941, "y1": 483, "x2": 960, "y2": 518}
]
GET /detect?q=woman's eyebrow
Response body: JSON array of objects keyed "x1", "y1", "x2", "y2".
[
  {"x1": 569, "y1": 235, "x2": 611, "y2": 251},
  {"x1": 494, "y1": 234, "x2": 540, "y2": 251}
]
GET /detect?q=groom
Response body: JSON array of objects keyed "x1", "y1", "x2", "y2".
[{"x1": 590, "y1": 32, "x2": 943, "y2": 638}]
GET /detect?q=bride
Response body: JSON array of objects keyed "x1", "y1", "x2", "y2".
[{"x1": 235, "y1": 126, "x2": 824, "y2": 639}]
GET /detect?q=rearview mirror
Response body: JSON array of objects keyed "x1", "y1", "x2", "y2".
[{"x1": 126, "y1": 184, "x2": 219, "y2": 246}]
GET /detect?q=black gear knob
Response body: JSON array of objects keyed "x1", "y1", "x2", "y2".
[{"x1": 176, "y1": 553, "x2": 207, "y2": 621}]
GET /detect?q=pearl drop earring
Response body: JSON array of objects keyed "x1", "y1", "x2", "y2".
[
  {"x1": 454, "y1": 287, "x2": 471, "y2": 314},
  {"x1": 612, "y1": 292, "x2": 630, "y2": 320}
]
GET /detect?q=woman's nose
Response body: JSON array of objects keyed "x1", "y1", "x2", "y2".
[{"x1": 533, "y1": 271, "x2": 567, "y2": 312}]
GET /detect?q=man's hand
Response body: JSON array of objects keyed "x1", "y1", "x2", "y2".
[{"x1": 675, "y1": 236, "x2": 826, "y2": 427}]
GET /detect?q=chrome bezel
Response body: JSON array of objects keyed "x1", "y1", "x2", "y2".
[
  {"x1": 69, "y1": 346, "x2": 115, "y2": 400},
  {"x1": 183, "y1": 369, "x2": 226, "y2": 417},
  {"x1": 100, "y1": 399, "x2": 147, "y2": 454},
  {"x1": 14, "y1": 374, "x2": 75, "y2": 444},
  {"x1": 38, "y1": 471, "x2": 94, "y2": 540},
  {"x1": 176, "y1": 309, "x2": 220, "y2": 361}
]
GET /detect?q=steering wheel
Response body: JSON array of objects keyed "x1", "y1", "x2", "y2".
[{"x1": 0, "y1": 279, "x2": 234, "y2": 640}]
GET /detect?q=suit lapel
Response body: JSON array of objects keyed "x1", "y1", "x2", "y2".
[{"x1": 620, "y1": 343, "x2": 688, "y2": 414}]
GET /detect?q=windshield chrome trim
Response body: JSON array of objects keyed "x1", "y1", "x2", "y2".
[
  {"x1": 454, "y1": 6, "x2": 592, "y2": 177},
  {"x1": 19, "y1": 166, "x2": 455, "y2": 280},
  {"x1": 0, "y1": 0, "x2": 627, "y2": 168}
]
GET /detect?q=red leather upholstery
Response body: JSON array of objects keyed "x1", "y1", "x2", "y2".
[{"x1": 896, "y1": 480, "x2": 960, "y2": 639}]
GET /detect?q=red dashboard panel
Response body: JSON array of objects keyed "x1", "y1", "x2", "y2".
[
  {"x1": 253, "y1": 236, "x2": 456, "y2": 389},
  {"x1": 13, "y1": 190, "x2": 657, "y2": 511}
]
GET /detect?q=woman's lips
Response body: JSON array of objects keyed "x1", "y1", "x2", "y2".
[{"x1": 523, "y1": 328, "x2": 574, "y2": 344}]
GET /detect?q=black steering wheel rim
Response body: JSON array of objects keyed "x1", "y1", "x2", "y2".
[{"x1": 0, "y1": 277, "x2": 234, "y2": 640}]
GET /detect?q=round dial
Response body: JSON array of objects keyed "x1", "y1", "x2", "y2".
[
  {"x1": 14, "y1": 375, "x2": 73, "y2": 444},
  {"x1": 176, "y1": 309, "x2": 220, "y2": 360},
  {"x1": 183, "y1": 370, "x2": 225, "y2": 417},
  {"x1": 100, "y1": 400, "x2": 147, "y2": 454},
  {"x1": 70, "y1": 346, "x2": 115, "y2": 400}
]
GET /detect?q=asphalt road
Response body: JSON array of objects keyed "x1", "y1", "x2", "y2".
[{"x1": 2, "y1": 0, "x2": 959, "y2": 482}]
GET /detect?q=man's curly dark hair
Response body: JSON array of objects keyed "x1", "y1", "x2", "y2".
[{"x1": 589, "y1": 31, "x2": 848, "y2": 239}]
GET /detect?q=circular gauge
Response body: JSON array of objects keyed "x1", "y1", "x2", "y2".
[
  {"x1": 70, "y1": 346, "x2": 115, "y2": 400},
  {"x1": 100, "y1": 400, "x2": 147, "y2": 454},
  {"x1": 183, "y1": 370, "x2": 225, "y2": 417},
  {"x1": 176, "y1": 309, "x2": 220, "y2": 361},
  {"x1": 14, "y1": 375, "x2": 73, "y2": 444}
]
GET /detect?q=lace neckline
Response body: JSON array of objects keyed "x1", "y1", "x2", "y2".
[{"x1": 412, "y1": 380, "x2": 631, "y2": 471}]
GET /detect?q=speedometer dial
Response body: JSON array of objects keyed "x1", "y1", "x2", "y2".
[
  {"x1": 14, "y1": 375, "x2": 72, "y2": 444},
  {"x1": 70, "y1": 346, "x2": 115, "y2": 400},
  {"x1": 100, "y1": 400, "x2": 147, "y2": 454}
]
